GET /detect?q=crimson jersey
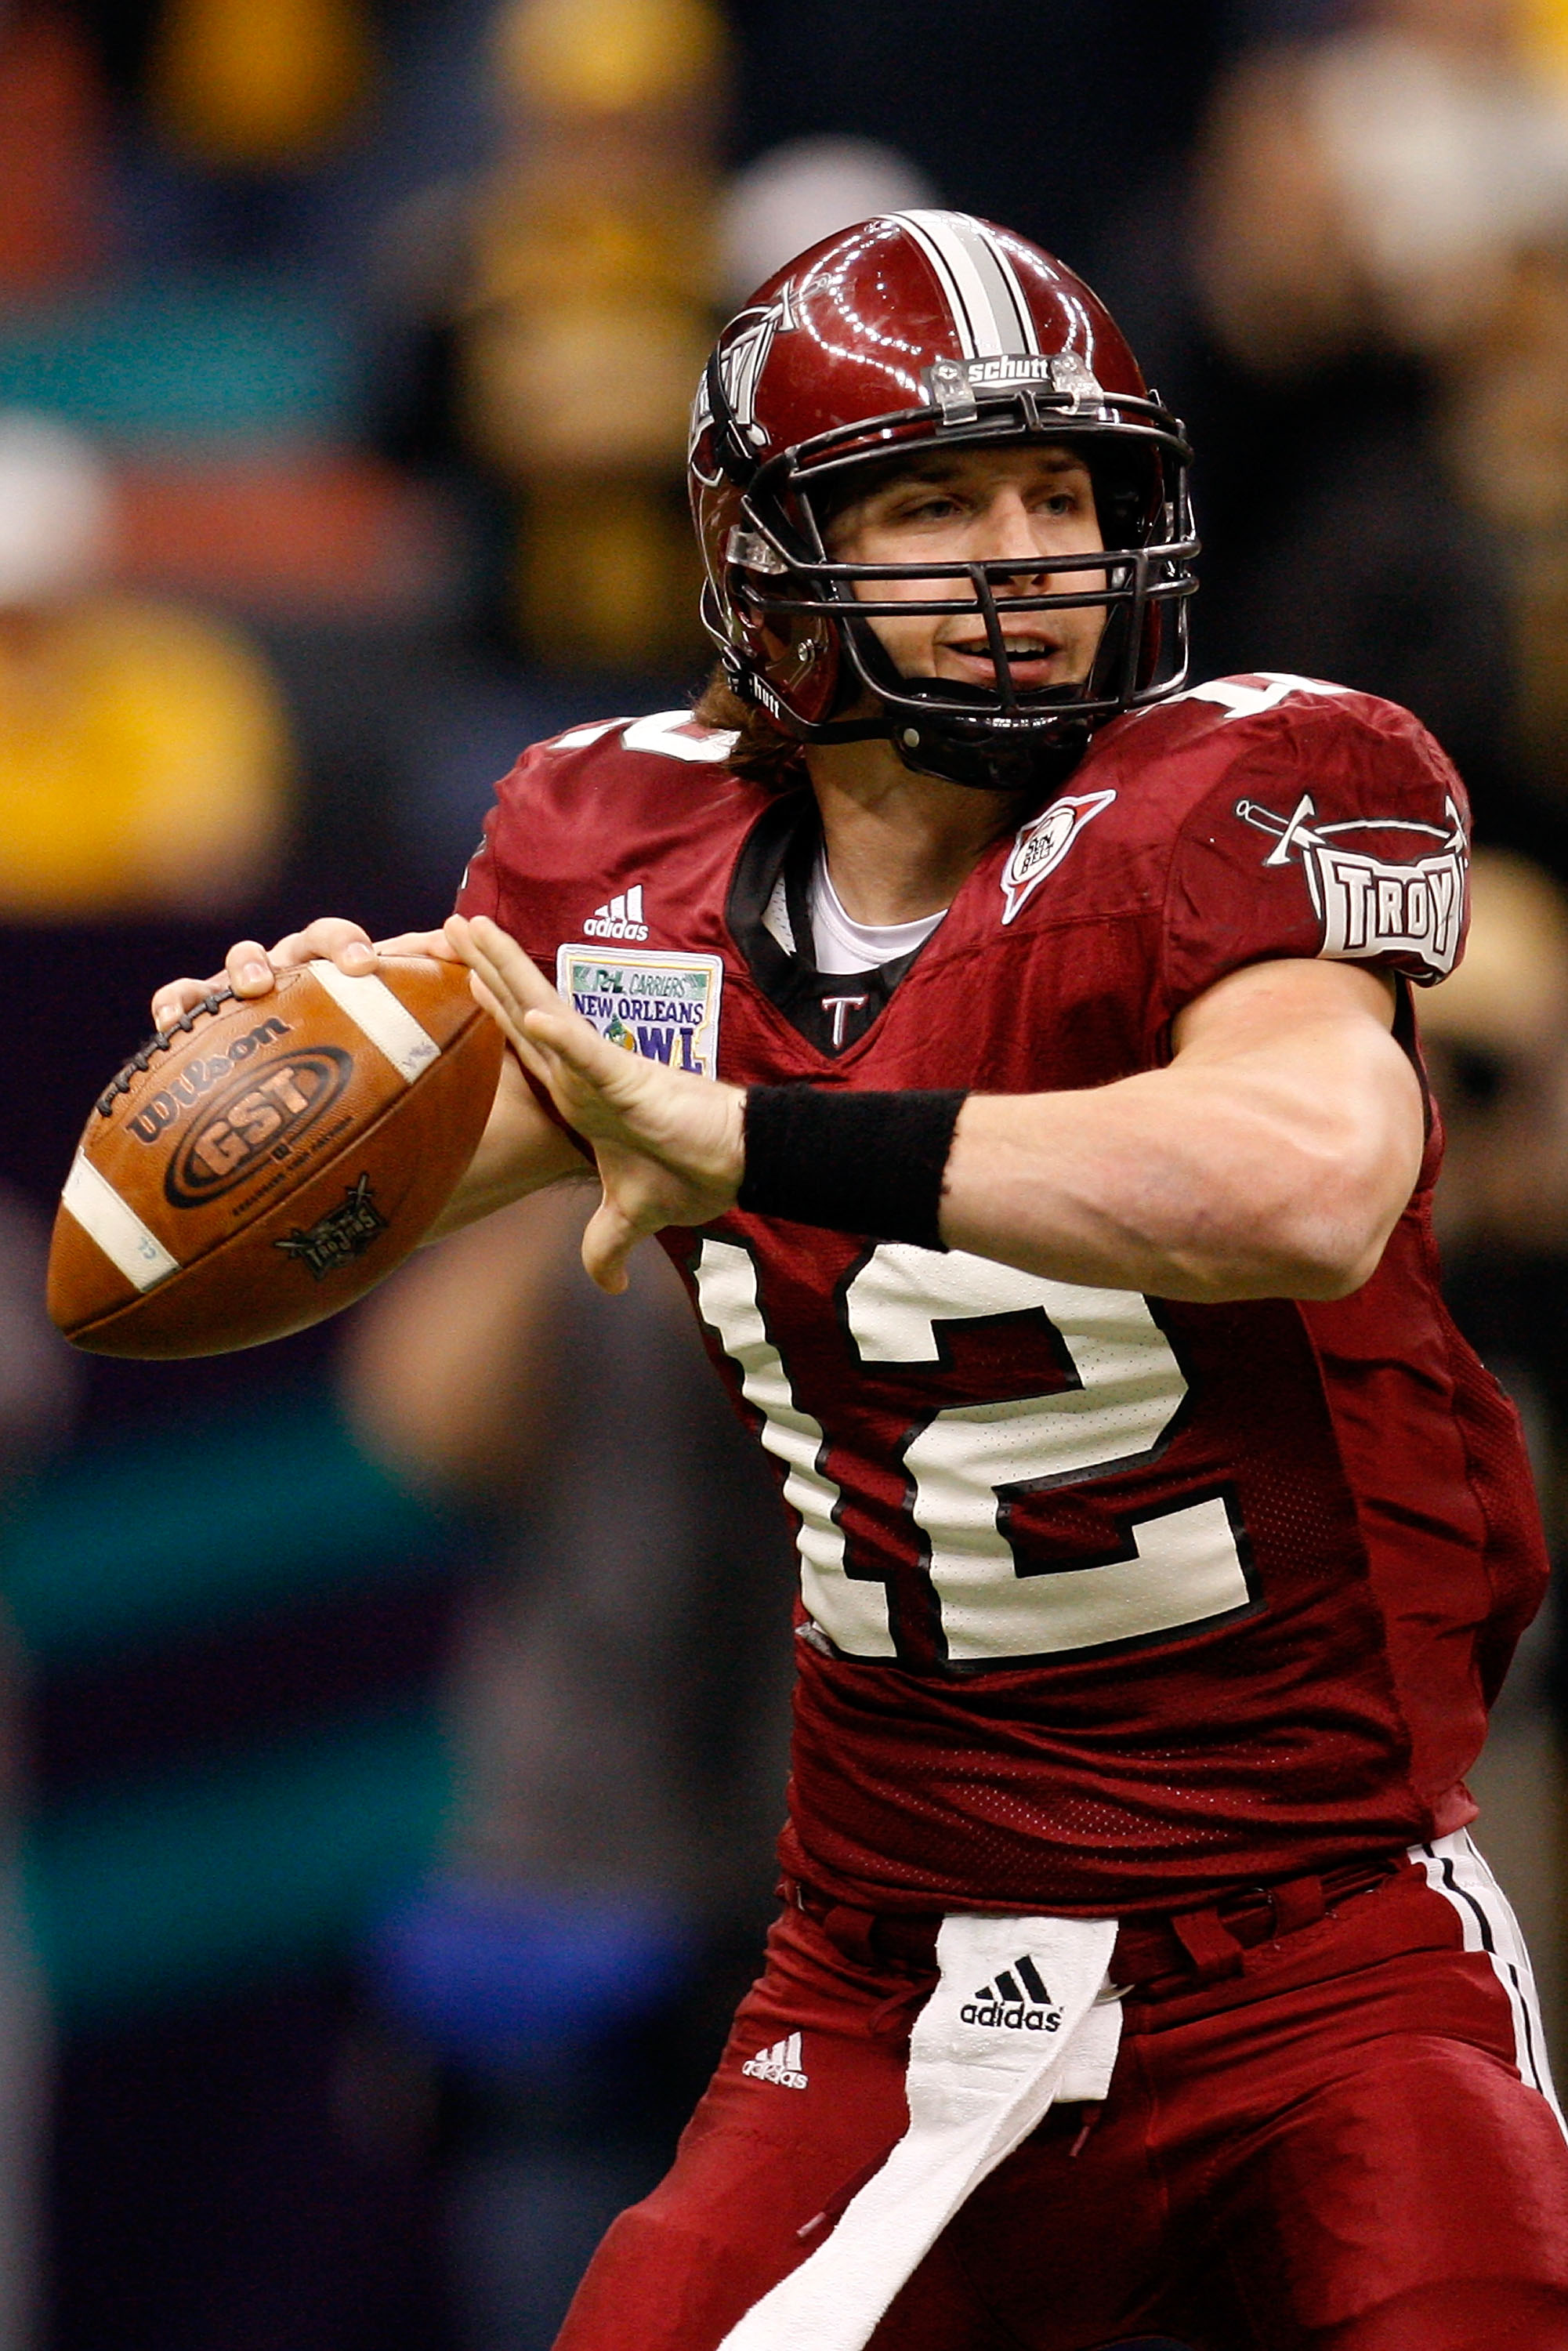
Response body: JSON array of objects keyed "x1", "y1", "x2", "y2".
[{"x1": 456, "y1": 674, "x2": 1547, "y2": 1920}]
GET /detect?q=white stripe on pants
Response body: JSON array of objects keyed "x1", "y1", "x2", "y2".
[{"x1": 1413, "y1": 1826, "x2": 1566, "y2": 2134}]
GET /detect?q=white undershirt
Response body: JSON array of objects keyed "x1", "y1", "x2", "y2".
[{"x1": 806, "y1": 851, "x2": 947, "y2": 975}]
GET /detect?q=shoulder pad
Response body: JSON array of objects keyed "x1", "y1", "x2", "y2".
[{"x1": 540, "y1": 710, "x2": 740, "y2": 768}]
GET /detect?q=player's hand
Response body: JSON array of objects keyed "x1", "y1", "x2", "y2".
[
  {"x1": 150, "y1": 919, "x2": 457, "y2": 1034},
  {"x1": 446, "y1": 913, "x2": 745, "y2": 1293}
]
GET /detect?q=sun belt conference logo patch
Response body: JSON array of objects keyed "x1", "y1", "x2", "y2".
[
  {"x1": 556, "y1": 945, "x2": 724, "y2": 1078},
  {"x1": 1000, "y1": 789, "x2": 1117, "y2": 925},
  {"x1": 1237, "y1": 792, "x2": 1467, "y2": 978}
]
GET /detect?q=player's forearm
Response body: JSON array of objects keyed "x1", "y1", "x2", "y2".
[
  {"x1": 422, "y1": 1049, "x2": 588, "y2": 1241},
  {"x1": 343, "y1": 1189, "x2": 588, "y2": 1495},
  {"x1": 940, "y1": 1033, "x2": 1422, "y2": 1302}
]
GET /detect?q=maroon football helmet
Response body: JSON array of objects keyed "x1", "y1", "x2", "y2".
[{"x1": 690, "y1": 210, "x2": 1197, "y2": 792}]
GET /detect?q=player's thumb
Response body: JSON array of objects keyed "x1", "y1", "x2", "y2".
[{"x1": 581, "y1": 1196, "x2": 636, "y2": 1295}]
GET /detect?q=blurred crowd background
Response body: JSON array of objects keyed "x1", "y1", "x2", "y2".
[{"x1": 2, "y1": 0, "x2": 1568, "y2": 2343}]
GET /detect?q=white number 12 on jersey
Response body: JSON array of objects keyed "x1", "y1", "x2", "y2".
[{"x1": 694, "y1": 1238, "x2": 1254, "y2": 1668}]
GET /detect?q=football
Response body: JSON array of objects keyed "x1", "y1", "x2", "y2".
[{"x1": 48, "y1": 956, "x2": 504, "y2": 1357}]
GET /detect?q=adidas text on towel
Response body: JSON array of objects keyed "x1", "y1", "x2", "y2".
[{"x1": 960, "y1": 1955, "x2": 1063, "y2": 2032}]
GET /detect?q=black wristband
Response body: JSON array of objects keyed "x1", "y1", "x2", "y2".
[{"x1": 738, "y1": 1086, "x2": 967, "y2": 1249}]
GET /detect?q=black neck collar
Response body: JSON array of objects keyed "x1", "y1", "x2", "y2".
[{"x1": 725, "y1": 791, "x2": 935, "y2": 1058}]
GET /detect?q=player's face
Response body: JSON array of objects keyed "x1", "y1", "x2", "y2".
[{"x1": 824, "y1": 446, "x2": 1107, "y2": 695}]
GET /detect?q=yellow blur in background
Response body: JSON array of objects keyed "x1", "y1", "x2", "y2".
[
  {"x1": 149, "y1": 0, "x2": 375, "y2": 166},
  {"x1": 458, "y1": 0, "x2": 727, "y2": 665}
]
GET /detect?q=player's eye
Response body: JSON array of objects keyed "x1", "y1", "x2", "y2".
[{"x1": 897, "y1": 497, "x2": 958, "y2": 523}]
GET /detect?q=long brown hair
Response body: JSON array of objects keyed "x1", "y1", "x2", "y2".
[{"x1": 691, "y1": 663, "x2": 811, "y2": 791}]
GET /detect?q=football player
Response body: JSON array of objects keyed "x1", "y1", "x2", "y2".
[{"x1": 154, "y1": 214, "x2": 1568, "y2": 2349}]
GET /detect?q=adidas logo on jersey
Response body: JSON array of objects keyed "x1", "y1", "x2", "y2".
[
  {"x1": 585, "y1": 886, "x2": 649, "y2": 941},
  {"x1": 960, "y1": 1954, "x2": 1063, "y2": 2033},
  {"x1": 742, "y1": 2030, "x2": 808, "y2": 2089}
]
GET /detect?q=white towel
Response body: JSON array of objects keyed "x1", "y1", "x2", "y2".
[{"x1": 719, "y1": 1912, "x2": 1121, "y2": 2351}]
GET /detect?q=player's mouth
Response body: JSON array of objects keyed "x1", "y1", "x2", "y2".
[{"x1": 939, "y1": 632, "x2": 1067, "y2": 688}]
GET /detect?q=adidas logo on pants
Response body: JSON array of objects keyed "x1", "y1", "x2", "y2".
[{"x1": 742, "y1": 2031, "x2": 808, "y2": 2090}]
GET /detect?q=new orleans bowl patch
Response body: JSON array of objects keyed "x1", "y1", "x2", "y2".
[{"x1": 556, "y1": 946, "x2": 724, "y2": 1078}]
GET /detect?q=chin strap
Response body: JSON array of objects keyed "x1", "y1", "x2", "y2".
[
  {"x1": 729, "y1": 679, "x2": 1093, "y2": 798},
  {"x1": 888, "y1": 719, "x2": 1094, "y2": 795},
  {"x1": 724, "y1": 645, "x2": 1095, "y2": 792}
]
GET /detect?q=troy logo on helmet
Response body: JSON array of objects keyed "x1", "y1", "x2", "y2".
[
  {"x1": 689, "y1": 291, "x2": 793, "y2": 475},
  {"x1": 1237, "y1": 793, "x2": 1467, "y2": 979}
]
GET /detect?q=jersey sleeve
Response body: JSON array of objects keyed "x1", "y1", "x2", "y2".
[
  {"x1": 447, "y1": 737, "x2": 575, "y2": 1139},
  {"x1": 451, "y1": 731, "x2": 588, "y2": 941},
  {"x1": 451, "y1": 748, "x2": 530, "y2": 930},
  {"x1": 1154, "y1": 688, "x2": 1470, "y2": 1026},
  {"x1": 453, "y1": 819, "x2": 502, "y2": 924}
]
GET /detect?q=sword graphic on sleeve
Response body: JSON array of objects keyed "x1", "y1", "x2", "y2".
[{"x1": 1233, "y1": 794, "x2": 1467, "y2": 973}]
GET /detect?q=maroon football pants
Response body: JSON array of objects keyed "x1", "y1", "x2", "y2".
[{"x1": 555, "y1": 1845, "x2": 1568, "y2": 2351}]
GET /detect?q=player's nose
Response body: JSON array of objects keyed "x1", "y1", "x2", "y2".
[{"x1": 973, "y1": 487, "x2": 1052, "y2": 582}]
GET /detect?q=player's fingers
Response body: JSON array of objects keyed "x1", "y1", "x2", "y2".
[
  {"x1": 458, "y1": 959, "x2": 537, "y2": 1069},
  {"x1": 224, "y1": 939, "x2": 280, "y2": 997},
  {"x1": 373, "y1": 927, "x2": 458, "y2": 961},
  {"x1": 444, "y1": 917, "x2": 525, "y2": 1035},
  {"x1": 150, "y1": 973, "x2": 228, "y2": 1031},
  {"x1": 450, "y1": 922, "x2": 606, "y2": 1093},
  {"x1": 266, "y1": 918, "x2": 377, "y2": 975},
  {"x1": 458, "y1": 946, "x2": 528, "y2": 1042},
  {"x1": 515, "y1": 1012, "x2": 659, "y2": 1143},
  {"x1": 454, "y1": 924, "x2": 654, "y2": 1139},
  {"x1": 448, "y1": 916, "x2": 563, "y2": 1025},
  {"x1": 466, "y1": 969, "x2": 555, "y2": 1088},
  {"x1": 520, "y1": 1006, "x2": 627, "y2": 1085}
]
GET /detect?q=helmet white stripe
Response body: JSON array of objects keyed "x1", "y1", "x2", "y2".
[
  {"x1": 892, "y1": 211, "x2": 1039, "y2": 358},
  {"x1": 974, "y1": 226, "x2": 1043, "y2": 357},
  {"x1": 893, "y1": 211, "x2": 993, "y2": 355}
]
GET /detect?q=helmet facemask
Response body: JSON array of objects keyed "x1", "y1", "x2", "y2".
[{"x1": 701, "y1": 365, "x2": 1197, "y2": 795}]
